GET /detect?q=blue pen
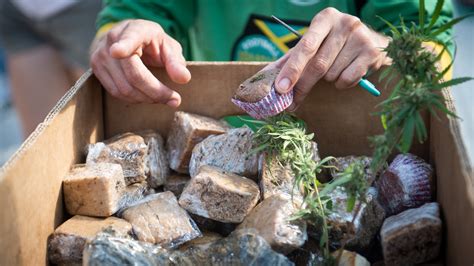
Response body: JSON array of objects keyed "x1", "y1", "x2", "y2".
[{"x1": 271, "y1": 15, "x2": 381, "y2": 97}]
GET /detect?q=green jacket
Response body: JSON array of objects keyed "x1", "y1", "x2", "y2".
[{"x1": 97, "y1": 0, "x2": 453, "y2": 61}]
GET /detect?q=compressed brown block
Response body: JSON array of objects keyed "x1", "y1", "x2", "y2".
[
  {"x1": 179, "y1": 165, "x2": 260, "y2": 223},
  {"x1": 63, "y1": 163, "x2": 125, "y2": 217},
  {"x1": 381, "y1": 202, "x2": 441, "y2": 266},
  {"x1": 237, "y1": 193, "x2": 307, "y2": 254},
  {"x1": 122, "y1": 191, "x2": 201, "y2": 247},
  {"x1": 167, "y1": 111, "x2": 228, "y2": 174},
  {"x1": 48, "y1": 215, "x2": 131, "y2": 265},
  {"x1": 189, "y1": 127, "x2": 258, "y2": 179}
]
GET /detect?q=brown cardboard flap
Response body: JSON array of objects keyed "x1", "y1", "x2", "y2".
[
  {"x1": 432, "y1": 89, "x2": 474, "y2": 266},
  {"x1": 105, "y1": 62, "x2": 428, "y2": 159},
  {"x1": 0, "y1": 70, "x2": 103, "y2": 266}
]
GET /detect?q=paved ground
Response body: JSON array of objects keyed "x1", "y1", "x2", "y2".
[{"x1": 0, "y1": 2, "x2": 473, "y2": 166}]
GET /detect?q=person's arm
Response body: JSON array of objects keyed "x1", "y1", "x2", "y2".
[{"x1": 90, "y1": 0, "x2": 194, "y2": 105}]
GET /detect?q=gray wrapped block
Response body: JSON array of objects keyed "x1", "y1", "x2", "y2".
[
  {"x1": 83, "y1": 229, "x2": 294, "y2": 266},
  {"x1": 189, "y1": 127, "x2": 258, "y2": 179}
]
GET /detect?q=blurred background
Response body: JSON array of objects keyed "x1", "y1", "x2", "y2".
[{"x1": 0, "y1": 0, "x2": 473, "y2": 165}]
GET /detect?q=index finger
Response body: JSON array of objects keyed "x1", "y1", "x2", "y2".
[
  {"x1": 275, "y1": 9, "x2": 334, "y2": 94},
  {"x1": 110, "y1": 20, "x2": 164, "y2": 59},
  {"x1": 121, "y1": 54, "x2": 181, "y2": 107}
]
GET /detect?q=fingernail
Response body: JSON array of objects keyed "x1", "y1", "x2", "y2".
[
  {"x1": 277, "y1": 78, "x2": 291, "y2": 93},
  {"x1": 166, "y1": 99, "x2": 179, "y2": 108}
]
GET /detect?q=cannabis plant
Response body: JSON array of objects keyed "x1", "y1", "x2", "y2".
[{"x1": 251, "y1": 0, "x2": 471, "y2": 264}]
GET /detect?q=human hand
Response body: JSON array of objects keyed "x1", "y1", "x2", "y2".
[
  {"x1": 90, "y1": 19, "x2": 191, "y2": 106},
  {"x1": 271, "y1": 8, "x2": 392, "y2": 111}
]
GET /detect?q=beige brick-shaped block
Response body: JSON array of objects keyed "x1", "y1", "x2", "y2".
[
  {"x1": 138, "y1": 130, "x2": 170, "y2": 187},
  {"x1": 87, "y1": 133, "x2": 148, "y2": 185},
  {"x1": 63, "y1": 163, "x2": 125, "y2": 217},
  {"x1": 164, "y1": 174, "x2": 190, "y2": 197},
  {"x1": 179, "y1": 165, "x2": 260, "y2": 223},
  {"x1": 48, "y1": 215, "x2": 132, "y2": 265},
  {"x1": 237, "y1": 193, "x2": 306, "y2": 254},
  {"x1": 381, "y1": 202, "x2": 441, "y2": 266},
  {"x1": 167, "y1": 111, "x2": 228, "y2": 173},
  {"x1": 189, "y1": 127, "x2": 258, "y2": 179},
  {"x1": 122, "y1": 191, "x2": 201, "y2": 247}
]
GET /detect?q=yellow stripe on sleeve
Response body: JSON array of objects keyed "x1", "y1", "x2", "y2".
[{"x1": 95, "y1": 22, "x2": 118, "y2": 39}]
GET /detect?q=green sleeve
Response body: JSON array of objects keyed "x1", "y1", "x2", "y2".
[
  {"x1": 96, "y1": 0, "x2": 195, "y2": 58},
  {"x1": 360, "y1": 0, "x2": 454, "y2": 55}
]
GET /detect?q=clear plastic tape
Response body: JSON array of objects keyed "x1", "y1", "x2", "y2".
[
  {"x1": 85, "y1": 133, "x2": 149, "y2": 185},
  {"x1": 115, "y1": 182, "x2": 149, "y2": 216},
  {"x1": 138, "y1": 131, "x2": 170, "y2": 188},
  {"x1": 82, "y1": 232, "x2": 178, "y2": 266}
]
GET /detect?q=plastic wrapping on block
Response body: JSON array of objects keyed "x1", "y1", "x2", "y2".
[
  {"x1": 83, "y1": 232, "x2": 191, "y2": 266},
  {"x1": 189, "y1": 127, "x2": 258, "y2": 179},
  {"x1": 179, "y1": 165, "x2": 260, "y2": 223},
  {"x1": 86, "y1": 133, "x2": 149, "y2": 185},
  {"x1": 116, "y1": 182, "x2": 149, "y2": 215},
  {"x1": 121, "y1": 192, "x2": 201, "y2": 248},
  {"x1": 167, "y1": 111, "x2": 229, "y2": 174},
  {"x1": 329, "y1": 156, "x2": 378, "y2": 182},
  {"x1": 138, "y1": 130, "x2": 170, "y2": 187},
  {"x1": 83, "y1": 229, "x2": 293, "y2": 266},
  {"x1": 309, "y1": 187, "x2": 385, "y2": 252},
  {"x1": 181, "y1": 229, "x2": 294, "y2": 266}
]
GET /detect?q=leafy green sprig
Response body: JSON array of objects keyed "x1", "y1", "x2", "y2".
[
  {"x1": 251, "y1": 113, "x2": 367, "y2": 262},
  {"x1": 367, "y1": 0, "x2": 472, "y2": 178}
]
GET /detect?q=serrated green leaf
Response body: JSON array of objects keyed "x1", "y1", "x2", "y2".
[
  {"x1": 400, "y1": 115, "x2": 415, "y2": 152},
  {"x1": 377, "y1": 15, "x2": 400, "y2": 35},
  {"x1": 430, "y1": 14, "x2": 473, "y2": 37},
  {"x1": 419, "y1": 0, "x2": 426, "y2": 31},
  {"x1": 414, "y1": 111, "x2": 427, "y2": 142},
  {"x1": 433, "y1": 77, "x2": 473, "y2": 90},
  {"x1": 378, "y1": 67, "x2": 392, "y2": 82},
  {"x1": 428, "y1": 0, "x2": 444, "y2": 31}
]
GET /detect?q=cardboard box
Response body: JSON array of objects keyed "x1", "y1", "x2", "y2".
[{"x1": 0, "y1": 62, "x2": 472, "y2": 265}]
